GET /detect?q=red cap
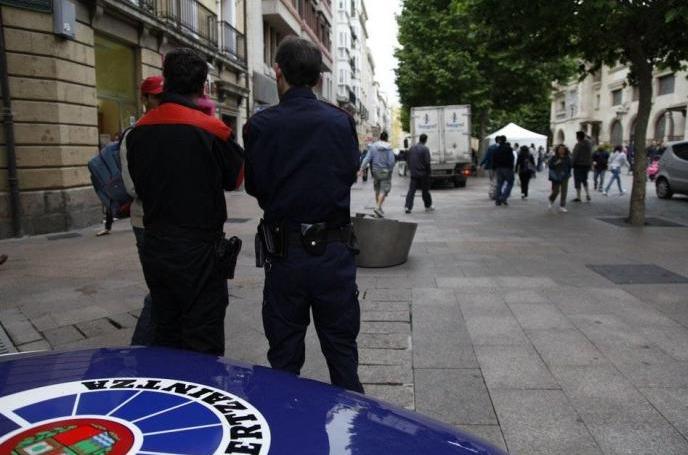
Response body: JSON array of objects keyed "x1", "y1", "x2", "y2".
[{"x1": 140, "y1": 75, "x2": 164, "y2": 95}]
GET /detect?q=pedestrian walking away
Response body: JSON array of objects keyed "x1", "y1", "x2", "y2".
[
  {"x1": 548, "y1": 144, "x2": 573, "y2": 212},
  {"x1": 405, "y1": 133, "x2": 434, "y2": 213},
  {"x1": 604, "y1": 145, "x2": 630, "y2": 196},
  {"x1": 360, "y1": 132, "x2": 395, "y2": 217},
  {"x1": 515, "y1": 145, "x2": 536, "y2": 199},
  {"x1": 592, "y1": 145, "x2": 610, "y2": 192},
  {"x1": 121, "y1": 75, "x2": 164, "y2": 346},
  {"x1": 481, "y1": 139, "x2": 499, "y2": 200},
  {"x1": 537, "y1": 146, "x2": 545, "y2": 172},
  {"x1": 126, "y1": 48, "x2": 245, "y2": 356},
  {"x1": 493, "y1": 135, "x2": 515, "y2": 206},
  {"x1": 572, "y1": 131, "x2": 593, "y2": 202},
  {"x1": 244, "y1": 37, "x2": 364, "y2": 393}
]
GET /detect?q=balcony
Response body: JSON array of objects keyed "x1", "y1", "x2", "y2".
[
  {"x1": 157, "y1": 0, "x2": 218, "y2": 47},
  {"x1": 349, "y1": 89, "x2": 356, "y2": 106},
  {"x1": 124, "y1": 0, "x2": 155, "y2": 15},
  {"x1": 220, "y1": 21, "x2": 246, "y2": 66},
  {"x1": 262, "y1": 0, "x2": 301, "y2": 35}
]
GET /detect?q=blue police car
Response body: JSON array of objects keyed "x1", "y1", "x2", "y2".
[{"x1": 0, "y1": 347, "x2": 506, "y2": 454}]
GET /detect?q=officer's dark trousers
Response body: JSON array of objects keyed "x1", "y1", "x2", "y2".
[
  {"x1": 141, "y1": 230, "x2": 228, "y2": 356},
  {"x1": 263, "y1": 242, "x2": 363, "y2": 393},
  {"x1": 405, "y1": 176, "x2": 432, "y2": 211}
]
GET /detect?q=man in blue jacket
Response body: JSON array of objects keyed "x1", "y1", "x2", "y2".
[{"x1": 360, "y1": 132, "x2": 395, "y2": 217}]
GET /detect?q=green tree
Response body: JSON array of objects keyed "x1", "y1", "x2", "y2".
[
  {"x1": 468, "y1": 0, "x2": 688, "y2": 225},
  {"x1": 396, "y1": 0, "x2": 574, "y2": 151}
]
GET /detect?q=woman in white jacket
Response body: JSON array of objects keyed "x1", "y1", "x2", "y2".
[{"x1": 604, "y1": 145, "x2": 630, "y2": 195}]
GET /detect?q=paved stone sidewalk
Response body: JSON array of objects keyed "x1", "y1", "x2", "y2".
[{"x1": 2, "y1": 170, "x2": 688, "y2": 454}]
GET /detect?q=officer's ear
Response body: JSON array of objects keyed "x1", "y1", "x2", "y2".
[{"x1": 273, "y1": 63, "x2": 283, "y2": 81}]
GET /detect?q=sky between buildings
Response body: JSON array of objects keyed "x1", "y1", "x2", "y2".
[{"x1": 366, "y1": 0, "x2": 402, "y2": 106}]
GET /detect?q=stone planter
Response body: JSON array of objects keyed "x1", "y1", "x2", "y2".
[{"x1": 352, "y1": 215, "x2": 418, "y2": 268}]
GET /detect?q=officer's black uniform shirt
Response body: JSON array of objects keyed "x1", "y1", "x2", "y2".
[
  {"x1": 126, "y1": 93, "x2": 244, "y2": 232},
  {"x1": 243, "y1": 87, "x2": 360, "y2": 227}
]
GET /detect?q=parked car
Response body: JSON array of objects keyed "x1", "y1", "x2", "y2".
[
  {"x1": 0, "y1": 347, "x2": 506, "y2": 455},
  {"x1": 656, "y1": 141, "x2": 688, "y2": 199}
]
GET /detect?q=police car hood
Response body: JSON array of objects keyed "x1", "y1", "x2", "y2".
[{"x1": 0, "y1": 347, "x2": 505, "y2": 455}]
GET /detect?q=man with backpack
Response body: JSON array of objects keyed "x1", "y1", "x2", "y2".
[
  {"x1": 126, "y1": 49, "x2": 244, "y2": 355},
  {"x1": 359, "y1": 132, "x2": 395, "y2": 217},
  {"x1": 89, "y1": 138, "x2": 134, "y2": 237},
  {"x1": 120, "y1": 75, "x2": 163, "y2": 346}
]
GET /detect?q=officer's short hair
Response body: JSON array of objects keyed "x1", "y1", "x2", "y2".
[
  {"x1": 275, "y1": 37, "x2": 322, "y2": 88},
  {"x1": 380, "y1": 131, "x2": 389, "y2": 141},
  {"x1": 576, "y1": 131, "x2": 586, "y2": 140},
  {"x1": 163, "y1": 48, "x2": 208, "y2": 97},
  {"x1": 419, "y1": 134, "x2": 428, "y2": 144}
]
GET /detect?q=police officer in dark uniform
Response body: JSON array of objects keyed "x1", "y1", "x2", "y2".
[{"x1": 243, "y1": 37, "x2": 363, "y2": 393}]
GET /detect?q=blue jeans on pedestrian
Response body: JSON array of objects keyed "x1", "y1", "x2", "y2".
[
  {"x1": 496, "y1": 168, "x2": 515, "y2": 203},
  {"x1": 605, "y1": 168, "x2": 623, "y2": 193},
  {"x1": 132, "y1": 226, "x2": 154, "y2": 346},
  {"x1": 594, "y1": 169, "x2": 606, "y2": 190}
]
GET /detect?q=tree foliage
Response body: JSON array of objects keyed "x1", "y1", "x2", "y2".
[
  {"x1": 467, "y1": 0, "x2": 688, "y2": 224},
  {"x1": 395, "y1": 0, "x2": 574, "y2": 138}
]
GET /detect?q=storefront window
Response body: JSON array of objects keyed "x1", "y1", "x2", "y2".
[{"x1": 95, "y1": 35, "x2": 137, "y2": 147}]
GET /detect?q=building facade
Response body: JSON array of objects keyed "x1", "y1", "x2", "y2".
[
  {"x1": 334, "y1": 0, "x2": 381, "y2": 146},
  {"x1": 0, "y1": 0, "x2": 249, "y2": 237},
  {"x1": 550, "y1": 65, "x2": 688, "y2": 150},
  {"x1": 246, "y1": 0, "x2": 334, "y2": 116}
]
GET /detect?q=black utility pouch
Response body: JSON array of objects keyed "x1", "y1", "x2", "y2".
[
  {"x1": 344, "y1": 227, "x2": 360, "y2": 255},
  {"x1": 300, "y1": 223, "x2": 328, "y2": 256},
  {"x1": 217, "y1": 236, "x2": 242, "y2": 279}
]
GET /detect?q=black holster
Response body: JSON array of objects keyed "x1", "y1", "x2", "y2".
[
  {"x1": 255, "y1": 219, "x2": 287, "y2": 267},
  {"x1": 216, "y1": 235, "x2": 242, "y2": 279}
]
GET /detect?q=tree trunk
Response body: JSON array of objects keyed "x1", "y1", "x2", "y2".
[
  {"x1": 628, "y1": 51, "x2": 653, "y2": 226},
  {"x1": 478, "y1": 109, "x2": 489, "y2": 157}
]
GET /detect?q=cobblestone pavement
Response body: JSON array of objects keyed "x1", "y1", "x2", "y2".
[{"x1": 2, "y1": 169, "x2": 688, "y2": 454}]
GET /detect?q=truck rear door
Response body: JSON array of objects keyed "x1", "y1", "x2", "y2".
[
  {"x1": 412, "y1": 107, "x2": 441, "y2": 164},
  {"x1": 442, "y1": 105, "x2": 471, "y2": 164}
]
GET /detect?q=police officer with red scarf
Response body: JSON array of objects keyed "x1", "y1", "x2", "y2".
[
  {"x1": 126, "y1": 48, "x2": 244, "y2": 356},
  {"x1": 244, "y1": 37, "x2": 363, "y2": 392}
]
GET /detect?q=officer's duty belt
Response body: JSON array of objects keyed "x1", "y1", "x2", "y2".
[{"x1": 286, "y1": 225, "x2": 353, "y2": 247}]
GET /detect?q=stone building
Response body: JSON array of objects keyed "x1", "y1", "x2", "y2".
[
  {"x1": 334, "y1": 0, "x2": 379, "y2": 146},
  {"x1": 550, "y1": 65, "x2": 688, "y2": 150},
  {"x1": 0, "y1": 0, "x2": 248, "y2": 238},
  {"x1": 246, "y1": 0, "x2": 335, "y2": 114}
]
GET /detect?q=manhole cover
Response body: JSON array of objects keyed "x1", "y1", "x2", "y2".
[
  {"x1": 598, "y1": 217, "x2": 686, "y2": 227},
  {"x1": 46, "y1": 232, "x2": 82, "y2": 240},
  {"x1": 226, "y1": 218, "x2": 251, "y2": 224},
  {"x1": 587, "y1": 264, "x2": 688, "y2": 284}
]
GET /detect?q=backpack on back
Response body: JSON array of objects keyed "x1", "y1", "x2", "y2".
[{"x1": 88, "y1": 137, "x2": 132, "y2": 218}]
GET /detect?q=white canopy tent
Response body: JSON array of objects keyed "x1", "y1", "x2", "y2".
[{"x1": 484, "y1": 123, "x2": 548, "y2": 152}]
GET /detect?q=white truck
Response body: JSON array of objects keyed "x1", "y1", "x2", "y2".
[{"x1": 408, "y1": 105, "x2": 472, "y2": 187}]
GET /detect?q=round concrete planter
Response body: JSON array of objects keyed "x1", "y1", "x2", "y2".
[{"x1": 352, "y1": 215, "x2": 418, "y2": 268}]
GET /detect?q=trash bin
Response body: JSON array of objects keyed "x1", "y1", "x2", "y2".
[{"x1": 352, "y1": 215, "x2": 418, "y2": 268}]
